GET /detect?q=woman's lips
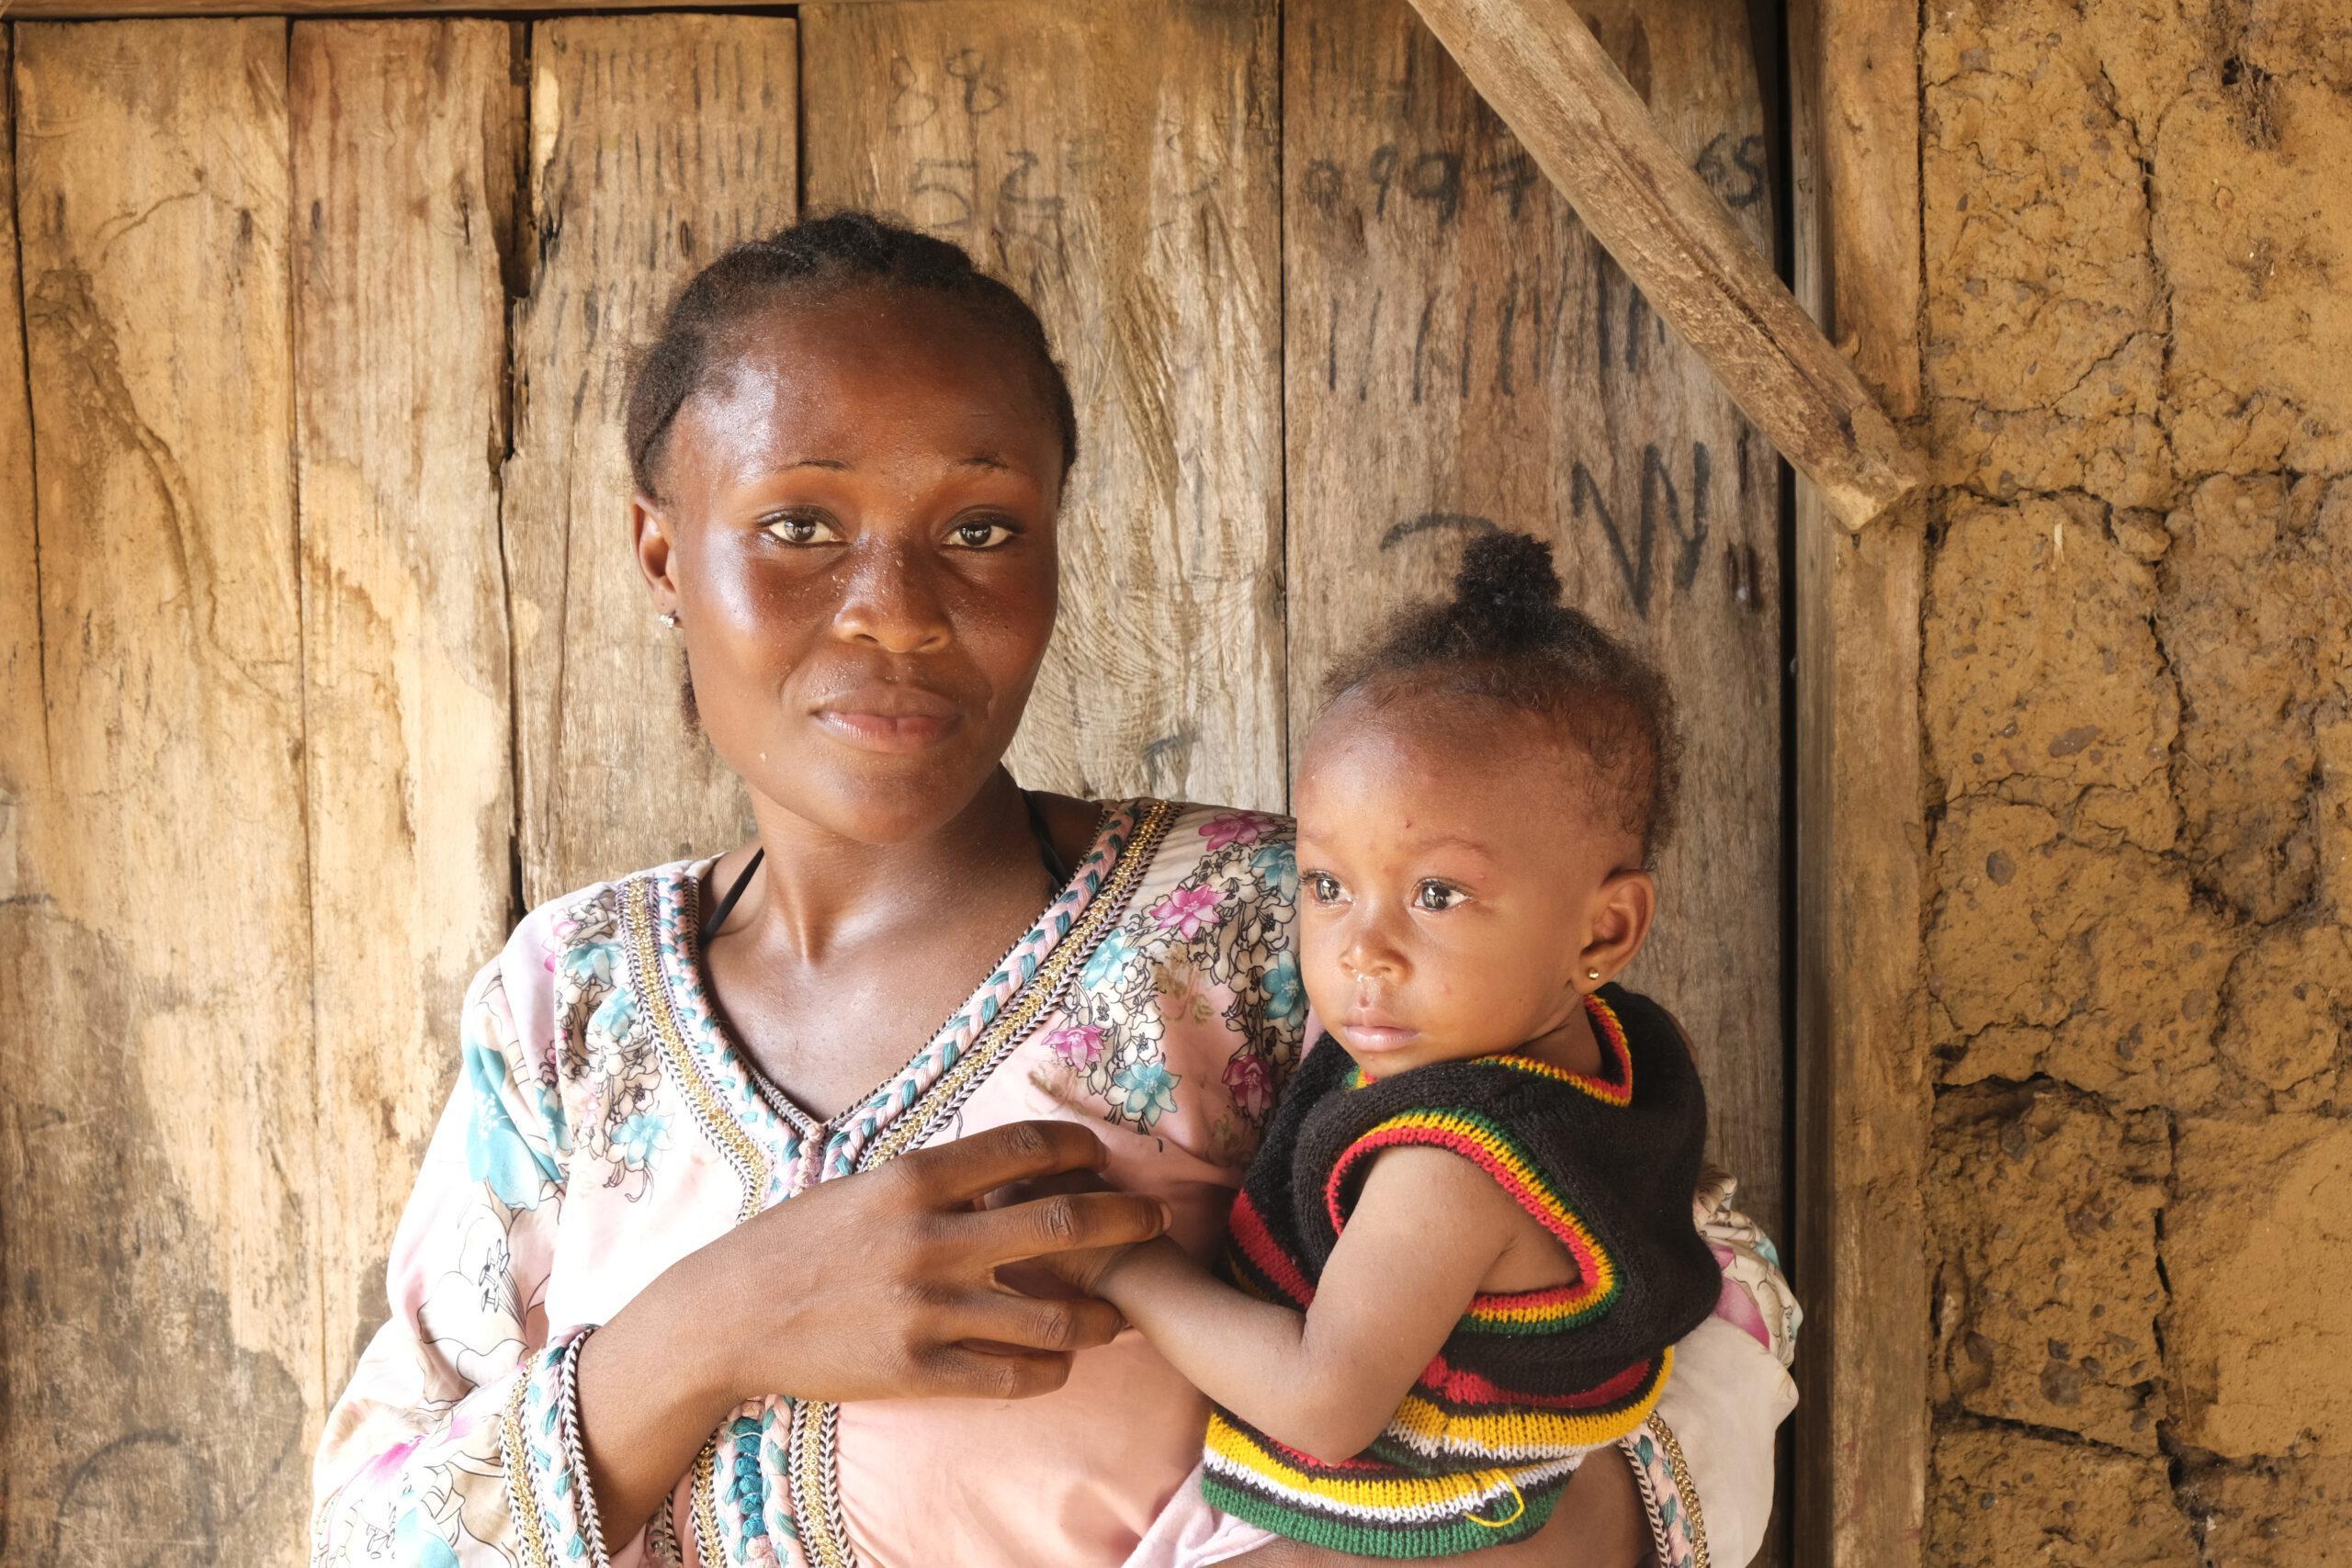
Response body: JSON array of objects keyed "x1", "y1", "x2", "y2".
[{"x1": 812, "y1": 688, "x2": 964, "y2": 753}]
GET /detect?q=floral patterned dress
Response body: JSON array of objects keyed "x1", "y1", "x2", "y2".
[{"x1": 309, "y1": 800, "x2": 1797, "y2": 1568}]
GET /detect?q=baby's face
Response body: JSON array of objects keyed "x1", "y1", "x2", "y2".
[{"x1": 1292, "y1": 691, "x2": 1640, "y2": 1077}]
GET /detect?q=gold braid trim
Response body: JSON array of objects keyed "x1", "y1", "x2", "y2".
[
  {"x1": 863, "y1": 798, "x2": 1176, "y2": 1167},
  {"x1": 499, "y1": 1370, "x2": 556, "y2": 1568},
  {"x1": 1654, "y1": 1416, "x2": 1710, "y2": 1568},
  {"x1": 789, "y1": 800, "x2": 1179, "y2": 1568},
  {"x1": 690, "y1": 1435, "x2": 723, "y2": 1567},
  {"x1": 625, "y1": 874, "x2": 771, "y2": 1222}
]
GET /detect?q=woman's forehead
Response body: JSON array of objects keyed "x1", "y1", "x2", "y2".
[{"x1": 678, "y1": 290, "x2": 1059, "y2": 476}]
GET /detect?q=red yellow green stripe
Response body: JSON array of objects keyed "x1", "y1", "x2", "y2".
[{"x1": 1324, "y1": 1108, "x2": 1618, "y2": 1323}]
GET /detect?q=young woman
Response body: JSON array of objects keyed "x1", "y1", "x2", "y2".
[{"x1": 308, "y1": 213, "x2": 1797, "y2": 1568}]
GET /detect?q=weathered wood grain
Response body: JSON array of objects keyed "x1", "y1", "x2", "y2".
[
  {"x1": 1403, "y1": 0, "x2": 1919, "y2": 531},
  {"x1": 290, "y1": 17, "x2": 521, "y2": 1405},
  {"x1": 1283, "y1": 0, "x2": 1786, "y2": 1238},
  {"x1": 1789, "y1": 0, "x2": 1930, "y2": 1555},
  {"x1": 3, "y1": 20, "x2": 318, "y2": 1563},
  {"x1": 11, "y1": 0, "x2": 920, "y2": 12},
  {"x1": 503, "y1": 16, "x2": 794, "y2": 906},
  {"x1": 800, "y1": 0, "x2": 1287, "y2": 812}
]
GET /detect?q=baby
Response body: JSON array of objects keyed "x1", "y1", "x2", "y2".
[{"x1": 1063, "y1": 531, "x2": 1723, "y2": 1559}]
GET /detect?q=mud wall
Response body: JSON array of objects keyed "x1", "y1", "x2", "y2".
[{"x1": 1917, "y1": 0, "x2": 2352, "y2": 1558}]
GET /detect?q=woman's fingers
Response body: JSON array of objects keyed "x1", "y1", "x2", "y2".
[
  {"x1": 951, "y1": 1289, "x2": 1127, "y2": 1356},
  {"x1": 899, "y1": 1119, "x2": 1110, "y2": 1203},
  {"x1": 920, "y1": 1344, "x2": 1081, "y2": 1402},
  {"x1": 960, "y1": 1187, "x2": 1171, "y2": 1265}
]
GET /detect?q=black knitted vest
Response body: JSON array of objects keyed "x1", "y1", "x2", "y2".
[{"x1": 1198, "y1": 987, "x2": 1723, "y2": 1558}]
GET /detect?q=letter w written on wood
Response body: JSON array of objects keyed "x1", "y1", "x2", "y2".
[{"x1": 1404, "y1": 0, "x2": 1922, "y2": 530}]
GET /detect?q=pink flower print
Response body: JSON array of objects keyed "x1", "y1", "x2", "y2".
[
  {"x1": 1152, "y1": 885, "x2": 1223, "y2": 939},
  {"x1": 1709, "y1": 1241, "x2": 1771, "y2": 1348},
  {"x1": 1202, "y1": 812, "x2": 1269, "y2": 852},
  {"x1": 1222, "y1": 1052, "x2": 1274, "y2": 1120},
  {"x1": 1046, "y1": 1023, "x2": 1105, "y2": 1068}
]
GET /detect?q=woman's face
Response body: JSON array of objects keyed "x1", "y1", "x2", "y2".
[{"x1": 633, "y1": 284, "x2": 1067, "y2": 844}]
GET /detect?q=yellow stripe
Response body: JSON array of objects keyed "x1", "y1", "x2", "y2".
[{"x1": 1205, "y1": 1416, "x2": 1509, "y2": 1508}]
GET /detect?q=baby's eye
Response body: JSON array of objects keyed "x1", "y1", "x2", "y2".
[
  {"x1": 1305, "y1": 872, "x2": 1345, "y2": 906},
  {"x1": 1413, "y1": 880, "x2": 1468, "y2": 912},
  {"x1": 763, "y1": 512, "x2": 843, "y2": 547},
  {"x1": 949, "y1": 516, "x2": 1018, "y2": 549}
]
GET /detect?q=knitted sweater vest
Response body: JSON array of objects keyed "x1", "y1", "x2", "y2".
[{"x1": 1199, "y1": 987, "x2": 1723, "y2": 1559}]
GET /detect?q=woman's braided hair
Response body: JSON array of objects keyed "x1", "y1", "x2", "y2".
[
  {"x1": 624, "y1": 210, "x2": 1080, "y2": 497},
  {"x1": 1324, "y1": 530, "x2": 1684, "y2": 863}
]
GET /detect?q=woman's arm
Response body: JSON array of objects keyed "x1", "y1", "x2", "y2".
[{"x1": 1099, "y1": 1145, "x2": 1522, "y2": 1462}]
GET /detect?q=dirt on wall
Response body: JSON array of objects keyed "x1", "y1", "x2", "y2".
[{"x1": 1917, "y1": 0, "x2": 2352, "y2": 1558}]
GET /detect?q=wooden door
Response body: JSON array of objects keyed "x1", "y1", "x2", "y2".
[{"x1": 0, "y1": 6, "x2": 1782, "y2": 1560}]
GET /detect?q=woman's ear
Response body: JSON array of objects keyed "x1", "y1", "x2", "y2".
[
  {"x1": 632, "y1": 492, "x2": 679, "y2": 614},
  {"x1": 1577, "y1": 869, "x2": 1657, "y2": 988}
]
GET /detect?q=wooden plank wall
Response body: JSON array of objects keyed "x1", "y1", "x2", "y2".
[{"x1": 0, "y1": 6, "x2": 1784, "y2": 1561}]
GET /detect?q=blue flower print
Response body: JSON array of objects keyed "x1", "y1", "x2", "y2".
[
  {"x1": 613, "y1": 1112, "x2": 669, "y2": 1171},
  {"x1": 1081, "y1": 928, "x2": 1138, "y2": 992},
  {"x1": 1251, "y1": 840, "x2": 1298, "y2": 902},
  {"x1": 1262, "y1": 950, "x2": 1306, "y2": 1025},
  {"x1": 461, "y1": 1035, "x2": 560, "y2": 1209},
  {"x1": 1110, "y1": 1061, "x2": 1181, "y2": 1131}
]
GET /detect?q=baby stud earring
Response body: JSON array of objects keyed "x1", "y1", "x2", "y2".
[
  {"x1": 659, "y1": 609, "x2": 682, "y2": 628},
  {"x1": 1586, "y1": 968, "x2": 1602, "y2": 981}
]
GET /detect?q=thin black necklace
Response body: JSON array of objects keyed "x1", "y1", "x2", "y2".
[{"x1": 698, "y1": 786, "x2": 1073, "y2": 946}]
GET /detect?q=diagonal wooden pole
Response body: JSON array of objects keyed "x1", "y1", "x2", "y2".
[{"x1": 1405, "y1": 0, "x2": 1921, "y2": 531}]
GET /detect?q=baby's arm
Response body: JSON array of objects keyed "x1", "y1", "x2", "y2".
[{"x1": 1098, "y1": 1145, "x2": 1528, "y2": 1463}]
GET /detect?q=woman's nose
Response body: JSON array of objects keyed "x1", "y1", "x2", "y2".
[{"x1": 831, "y1": 538, "x2": 953, "y2": 655}]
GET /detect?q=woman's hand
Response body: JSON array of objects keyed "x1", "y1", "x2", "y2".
[
  {"x1": 574, "y1": 1119, "x2": 1171, "y2": 1544},
  {"x1": 1215, "y1": 1448, "x2": 1653, "y2": 1568}
]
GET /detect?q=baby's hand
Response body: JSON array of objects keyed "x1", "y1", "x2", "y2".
[{"x1": 981, "y1": 1167, "x2": 1146, "y2": 1299}]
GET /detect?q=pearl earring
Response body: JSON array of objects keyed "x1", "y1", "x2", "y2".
[
  {"x1": 1586, "y1": 968, "x2": 1602, "y2": 981},
  {"x1": 659, "y1": 609, "x2": 681, "y2": 628}
]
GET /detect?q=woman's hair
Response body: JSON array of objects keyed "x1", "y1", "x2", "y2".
[
  {"x1": 623, "y1": 210, "x2": 1080, "y2": 497},
  {"x1": 1323, "y1": 530, "x2": 1683, "y2": 863}
]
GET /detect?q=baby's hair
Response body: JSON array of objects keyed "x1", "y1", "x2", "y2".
[
  {"x1": 623, "y1": 209, "x2": 1080, "y2": 498},
  {"x1": 1322, "y1": 531, "x2": 1683, "y2": 863}
]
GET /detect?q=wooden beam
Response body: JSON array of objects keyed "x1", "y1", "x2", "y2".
[
  {"x1": 1789, "y1": 0, "x2": 1932, "y2": 1559},
  {"x1": 1401, "y1": 0, "x2": 1921, "y2": 531}
]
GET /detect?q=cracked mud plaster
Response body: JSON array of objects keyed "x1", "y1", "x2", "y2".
[
  {"x1": 2165, "y1": 1113, "x2": 2352, "y2": 1458},
  {"x1": 1926, "y1": 496, "x2": 2180, "y2": 851},
  {"x1": 2155, "y1": 76, "x2": 2352, "y2": 476},
  {"x1": 2181, "y1": 1453, "x2": 2352, "y2": 1566},
  {"x1": 2213, "y1": 919, "x2": 2352, "y2": 1108},
  {"x1": 2158, "y1": 474, "x2": 2352, "y2": 924},
  {"x1": 1928, "y1": 1084, "x2": 2171, "y2": 1449},
  {"x1": 1922, "y1": 0, "x2": 2200, "y2": 508},
  {"x1": 1928, "y1": 1422, "x2": 2197, "y2": 1568},
  {"x1": 1929, "y1": 797, "x2": 2235, "y2": 1106}
]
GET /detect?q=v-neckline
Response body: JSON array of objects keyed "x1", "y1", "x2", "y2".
[{"x1": 653, "y1": 801, "x2": 1134, "y2": 1190}]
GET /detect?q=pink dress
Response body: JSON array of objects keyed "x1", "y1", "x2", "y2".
[{"x1": 309, "y1": 800, "x2": 1798, "y2": 1568}]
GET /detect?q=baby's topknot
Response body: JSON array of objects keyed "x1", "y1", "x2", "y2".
[
  {"x1": 1323, "y1": 528, "x2": 1683, "y2": 864},
  {"x1": 1446, "y1": 531, "x2": 1569, "y2": 651}
]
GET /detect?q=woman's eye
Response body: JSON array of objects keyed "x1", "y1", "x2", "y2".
[
  {"x1": 950, "y1": 517, "x2": 1018, "y2": 550},
  {"x1": 1414, "y1": 880, "x2": 1467, "y2": 912},
  {"x1": 763, "y1": 513, "x2": 842, "y2": 547},
  {"x1": 1306, "y1": 872, "x2": 1344, "y2": 906}
]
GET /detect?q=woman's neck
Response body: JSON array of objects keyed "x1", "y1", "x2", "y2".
[{"x1": 729, "y1": 771, "x2": 1043, "y2": 965}]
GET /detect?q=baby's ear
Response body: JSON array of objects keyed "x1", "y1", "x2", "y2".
[{"x1": 1577, "y1": 868, "x2": 1657, "y2": 987}]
